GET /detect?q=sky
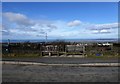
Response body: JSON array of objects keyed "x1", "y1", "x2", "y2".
[{"x1": 2, "y1": 2, "x2": 118, "y2": 40}]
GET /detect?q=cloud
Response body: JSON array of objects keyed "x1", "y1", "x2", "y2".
[
  {"x1": 2, "y1": 12, "x2": 118, "y2": 39},
  {"x1": 67, "y1": 20, "x2": 81, "y2": 27},
  {"x1": 3, "y1": 12, "x2": 35, "y2": 26},
  {"x1": 92, "y1": 30, "x2": 111, "y2": 34},
  {"x1": 47, "y1": 24, "x2": 57, "y2": 29},
  {"x1": 2, "y1": 12, "x2": 58, "y2": 38},
  {"x1": 2, "y1": 30, "x2": 10, "y2": 35},
  {"x1": 1, "y1": 24, "x2": 11, "y2": 35},
  {"x1": 90, "y1": 23, "x2": 118, "y2": 30},
  {"x1": 87, "y1": 23, "x2": 118, "y2": 34},
  {"x1": 100, "y1": 29, "x2": 110, "y2": 33}
]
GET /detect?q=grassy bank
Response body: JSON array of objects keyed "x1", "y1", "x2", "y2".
[
  {"x1": 86, "y1": 54, "x2": 119, "y2": 59},
  {"x1": 2, "y1": 53, "x2": 120, "y2": 59},
  {"x1": 2, "y1": 53, "x2": 42, "y2": 58}
]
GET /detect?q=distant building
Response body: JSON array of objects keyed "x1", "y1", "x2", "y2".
[{"x1": 97, "y1": 42, "x2": 113, "y2": 46}]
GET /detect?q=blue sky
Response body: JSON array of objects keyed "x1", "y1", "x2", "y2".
[{"x1": 2, "y1": 2, "x2": 118, "y2": 40}]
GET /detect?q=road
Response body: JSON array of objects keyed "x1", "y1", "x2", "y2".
[
  {"x1": 2, "y1": 57, "x2": 118, "y2": 64},
  {"x1": 2, "y1": 64, "x2": 119, "y2": 82},
  {"x1": 2, "y1": 57, "x2": 119, "y2": 82}
]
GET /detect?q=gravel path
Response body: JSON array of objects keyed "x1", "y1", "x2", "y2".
[{"x1": 2, "y1": 64, "x2": 119, "y2": 82}]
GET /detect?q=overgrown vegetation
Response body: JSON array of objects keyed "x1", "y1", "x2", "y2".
[{"x1": 2, "y1": 41, "x2": 120, "y2": 59}]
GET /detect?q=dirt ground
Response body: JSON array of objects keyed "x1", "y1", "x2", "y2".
[{"x1": 2, "y1": 64, "x2": 119, "y2": 82}]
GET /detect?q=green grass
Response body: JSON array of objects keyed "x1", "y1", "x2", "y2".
[
  {"x1": 86, "y1": 54, "x2": 119, "y2": 59},
  {"x1": 2, "y1": 52, "x2": 120, "y2": 59},
  {"x1": 2, "y1": 53, "x2": 42, "y2": 58},
  {"x1": 66, "y1": 52, "x2": 84, "y2": 55}
]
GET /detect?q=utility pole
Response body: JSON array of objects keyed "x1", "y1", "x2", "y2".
[
  {"x1": 45, "y1": 33, "x2": 47, "y2": 43},
  {"x1": 8, "y1": 39, "x2": 10, "y2": 56},
  {"x1": 8, "y1": 39, "x2": 10, "y2": 45}
]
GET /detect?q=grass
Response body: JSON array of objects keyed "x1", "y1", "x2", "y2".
[
  {"x1": 2, "y1": 53, "x2": 42, "y2": 58},
  {"x1": 2, "y1": 52, "x2": 120, "y2": 59},
  {"x1": 66, "y1": 52, "x2": 83, "y2": 55},
  {"x1": 86, "y1": 54, "x2": 119, "y2": 59}
]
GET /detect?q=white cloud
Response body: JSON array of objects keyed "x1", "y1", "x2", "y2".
[
  {"x1": 47, "y1": 24, "x2": 57, "y2": 29},
  {"x1": 2, "y1": 12, "x2": 118, "y2": 39},
  {"x1": 87, "y1": 23, "x2": 118, "y2": 34},
  {"x1": 92, "y1": 29, "x2": 111, "y2": 34},
  {"x1": 3, "y1": 12, "x2": 34, "y2": 26},
  {"x1": 92, "y1": 30, "x2": 99, "y2": 33},
  {"x1": 67, "y1": 20, "x2": 81, "y2": 27},
  {"x1": 2, "y1": 12, "x2": 58, "y2": 38},
  {"x1": 95, "y1": 23, "x2": 118, "y2": 29},
  {"x1": 100, "y1": 29, "x2": 110, "y2": 33}
]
